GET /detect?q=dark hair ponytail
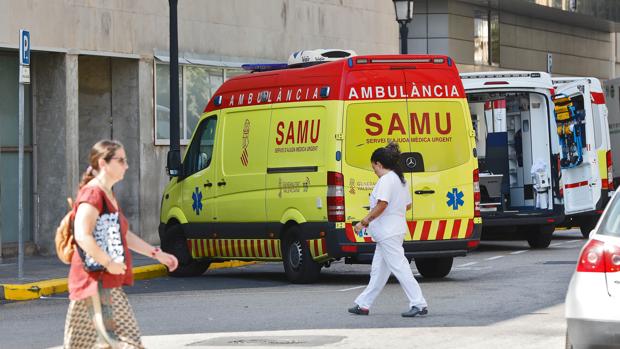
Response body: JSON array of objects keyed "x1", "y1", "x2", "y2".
[{"x1": 371, "y1": 141, "x2": 406, "y2": 184}]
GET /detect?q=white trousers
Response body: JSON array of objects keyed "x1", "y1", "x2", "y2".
[{"x1": 354, "y1": 234, "x2": 427, "y2": 310}]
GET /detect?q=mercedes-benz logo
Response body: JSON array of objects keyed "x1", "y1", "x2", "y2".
[{"x1": 405, "y1": 157, "x2": 416, "y2": 169}]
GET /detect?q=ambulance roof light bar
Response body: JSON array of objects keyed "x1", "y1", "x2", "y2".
[
  {"x1": 241, "y1": 63, "x2": 288, "y2": 72},
  {"x1": 355, "y1": 57, "x2": 447, "y2": 65}
]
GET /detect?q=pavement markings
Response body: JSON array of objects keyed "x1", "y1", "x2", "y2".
[
  {"x1": 338, "y1": 285, "x2": 365, "y2": 292},
  {"x1": 510, "y1": 250, "x2": 528, "y2": 255},
  {"x1": 485, "y1": 255, "x2": 504, "y2": 261},
  {"x1": 457, "y1": 262, "x2": 478, "y2": 267}
]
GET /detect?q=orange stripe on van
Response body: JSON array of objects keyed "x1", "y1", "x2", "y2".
[
  {"x1": 344, "y1": 219, "x2": 476, "y2": 242},
  {"x1": 466, "y1": 219, "x2": 474, "y2": 238},
  {"x1": 420, "y1": 221, "x2": 432, "y2": 241},
  {"x1": 437, "y1": 220, "x2": 447, "y2": 240},
  {"x1": 451, "y1": 220, "x2": 462, "y2": 239}
]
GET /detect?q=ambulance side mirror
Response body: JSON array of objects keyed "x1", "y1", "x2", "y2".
[{"x1": 166, "y1": 150, "x2": 182, "y2": 177}]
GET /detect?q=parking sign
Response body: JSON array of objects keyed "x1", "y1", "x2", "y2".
[{"x1": 20, "y1": 29, "x2": 30, "y2": 66}]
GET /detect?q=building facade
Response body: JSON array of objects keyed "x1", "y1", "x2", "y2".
[{"x1": 0, "y1": 0, "x2": 618, "y2": 257}]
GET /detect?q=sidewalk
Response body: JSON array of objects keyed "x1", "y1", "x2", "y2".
[{"x1": 0, "y1": 254, "x2": 253, "y2": 301}]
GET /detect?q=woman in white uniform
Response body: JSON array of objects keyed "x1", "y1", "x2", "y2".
[{"x1": 348, "y1": 142, "x2": 428, "y2": 317}]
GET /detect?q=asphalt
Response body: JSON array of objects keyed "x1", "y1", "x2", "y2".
[{"x1": 0, "y1": 254, "x2": 252, "y2": 301}]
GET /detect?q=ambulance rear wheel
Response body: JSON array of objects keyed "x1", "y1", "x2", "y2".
[
  {"x1": 527, "y1": 224, "x2": 555, "y2": 249},
  {"x1": 414, "y1": 257, "x2": 453, "y2": 279},
  {"x1": 579, "y1": 217, "x2": 598, "y2": 239},
  {"x1": 161, "y1": 224, "x2": 210, "y2": 277},
  {"x1": 281, "y1": 227, "x2": 321, "y2": 284}
]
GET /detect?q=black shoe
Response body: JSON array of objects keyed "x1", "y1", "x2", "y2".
[
  {"x1": 401, "y1": 306, "x2": 428, "y2": 317},
  {"x1": 348, "y1": 305, "x2": 369, "y2": 315}
]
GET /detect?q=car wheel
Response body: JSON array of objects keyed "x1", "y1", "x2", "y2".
[
  {"x1": 527, "y1": 224, "x2": 554, "y2": 249},
  {"x1": 414, "y1": 257, "x2": 453, "y2": 278},
  {"x1": 160, "y1": 224, "x2": 210, "y2": 277},
  {"x1": 281, "y1": 226, "x2": 321, "y2": 284},
  {"x1": 579, "y1": 217, "x2": 597, "y2": 239}
]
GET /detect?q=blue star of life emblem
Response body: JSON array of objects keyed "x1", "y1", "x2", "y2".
[
  {"x1": 446, "y1": 188, "x2": 464, "y2": 210},
  {"x1": 192, "y1": 187, "x2": 203, "y2": 215}
]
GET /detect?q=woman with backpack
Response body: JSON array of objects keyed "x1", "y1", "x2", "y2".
[
  {"x1": 347, "y1": 142, "x2": 428, "y2": 318},
  {"x1": 63, "y1": 139, "x2": 178, "y2": 348}
]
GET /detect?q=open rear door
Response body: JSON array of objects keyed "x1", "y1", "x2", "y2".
[{"x1": 554, "y1": 80, "x2": 597, "y2": 214}]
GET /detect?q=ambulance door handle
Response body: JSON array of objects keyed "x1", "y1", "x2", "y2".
[
  {"x1": 204, "y1": 181, "x2": 212, "y2": 188},
  {"x1": 363, "y1": 206, "x2": 370, "y2": 210},
  {"x1": 217, "y1": 180, "x2": 227, "y2": 186},
  {"x1": 414, "y1": 190, "x2": 435, "y2": 195}
]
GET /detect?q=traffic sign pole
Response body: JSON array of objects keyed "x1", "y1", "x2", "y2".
[{"x1": 17, "y1": 29, "x2": 30, "y2": 279}]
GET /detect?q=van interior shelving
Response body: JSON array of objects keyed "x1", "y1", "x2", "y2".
[{"x1": 468, "y1": 91, "x2": 551, "y2": 214}]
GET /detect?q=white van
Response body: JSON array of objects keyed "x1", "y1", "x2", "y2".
[
  {"x1": 461, "y1": 71, "x2": 562, "y2": 248},
  {"x1": 603, "y1": 77, "x2": 620, "y2": 186},
  {"x1": 552, "y1": 77, "x2": 613, "y2": 237}
]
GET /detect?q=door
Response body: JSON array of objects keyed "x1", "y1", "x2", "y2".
[
  {"x1": 403, "y1": 70, "x2": 475, "y2": 238},
  {"x1": 214, "y1": 108, "x2": 269, "y2": 231},
  {"x1": 342, "y1": 69, "x2": 410, "y2": 242},
  {"x1": 554, "y1": 80, "x2": 597, "y2": 214},
  {"x1": 180, "y1": 116, "x2": 218, "y2": 230}
]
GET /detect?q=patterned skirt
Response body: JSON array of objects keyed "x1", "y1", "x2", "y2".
[{"x1": 63, "y1": 285, "x2": 144, "y2": 349}]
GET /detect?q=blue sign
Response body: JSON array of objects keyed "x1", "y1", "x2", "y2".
[
  {"x1": 20, "y1": 30, "x2": 30, "y2": 66},
  {"x1": 446, "y1": 188, "x2": 464, "y2": 210}
]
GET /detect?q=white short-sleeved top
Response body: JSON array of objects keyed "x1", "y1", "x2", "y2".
[{"x1": 367, "y1": 171, "x2": 412, "y2": 242}]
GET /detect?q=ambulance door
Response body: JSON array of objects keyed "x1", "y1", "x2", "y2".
[
  {"x1": 403, "y1": 70, "x2": 475, "y2": 236},
  {"x1": 555, "y1": 80, "x2": 598, "y2": 214},
  {"x1": 589, "y1": 86, "x2": 612, "y2": 199},
  {"x1": 180, "y1": 116, "x2": 218, "y2": 229},
  {"x1": 342, "y1": 69, "x2": 411, "y2": 242},
  {"x1": 214, "y1": 107, "x2": 269, "y2": 232}
]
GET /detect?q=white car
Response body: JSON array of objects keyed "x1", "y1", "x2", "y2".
[{"x1": 565, "y1": 190, "x2": 620, "y2": 349}]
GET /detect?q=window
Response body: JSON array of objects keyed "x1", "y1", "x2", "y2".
[
  {"x1": 183, "y1": 117, "x2": 217, "y2": 177},
  {"x1": 474, "y1": 9, "x2": 500, "y2": 66},
  {"x1": 155, "y1": 63, "x2": 244, "y2": 145}
]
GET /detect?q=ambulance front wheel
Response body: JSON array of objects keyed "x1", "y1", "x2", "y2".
[
  {"x1": 161, "y1": 224, "x2": 210, "y2": 277},
  {"x1": 414, "y1": 257, "x2": 453, "y2": 279},
  {"x1": 281, "y1": 226, "x2": 322, "y2": 284}
]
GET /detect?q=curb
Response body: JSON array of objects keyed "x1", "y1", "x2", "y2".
[{"x1": 1, "y1": 260, "x2": 255, "y2": 301}]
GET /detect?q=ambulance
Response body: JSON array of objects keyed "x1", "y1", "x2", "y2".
[
  {"x1": 159, "y1": 50, "x2": 482, "y2": 283},
  {"x1": 460, "y1": 72, "x2": 562, "y2": 248},
  {"x1": 553, "y1": 77, "x2": 614, "y2": 237}
]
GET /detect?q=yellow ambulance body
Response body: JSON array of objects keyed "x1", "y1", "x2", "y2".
[{"x1": 159, "y1": 54, "x2": 482, "y2": 283}]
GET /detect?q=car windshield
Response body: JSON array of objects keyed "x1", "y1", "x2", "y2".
[{"x1": 599, "y1": 192, "x2": 620, "y2": 237}]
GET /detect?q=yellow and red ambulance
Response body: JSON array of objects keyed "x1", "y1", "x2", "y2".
[{"x1": 159, "y1": 50, "x2": 482, "y2": 283}]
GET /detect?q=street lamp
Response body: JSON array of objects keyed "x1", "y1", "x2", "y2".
[{"x1": 393, "y1": 0, "x2": 414, "y2": 54}]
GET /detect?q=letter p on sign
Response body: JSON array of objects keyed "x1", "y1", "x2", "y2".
[{"x1": 20, "y1": 29, "x2": 30, "y2": 66}]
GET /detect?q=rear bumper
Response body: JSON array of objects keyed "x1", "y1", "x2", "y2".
[
  {"x1": 481, "y1": 206, "x2": 564, "y2": 227},
  {"x1": 567, "y1": 318, "x2": 620, "y2": 349},
  {"x1": 565, "y1": 272, "x2": 620, "y2": 348},
  {"x1": 326, "y1": 222, "x2": 482, "y2": 263}
]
